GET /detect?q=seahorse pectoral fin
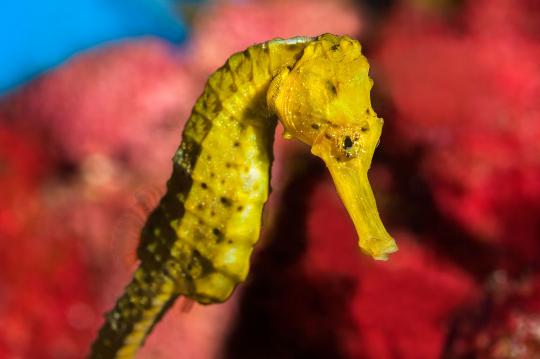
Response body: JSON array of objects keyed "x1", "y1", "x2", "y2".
[{"x1": 311, "y1": 141, "x2": 397, "y2": 260}]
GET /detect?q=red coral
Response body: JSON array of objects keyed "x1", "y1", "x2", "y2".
[
  {"x1": 306, "y1": 177, "x2": 478, "y2": 359},
  {"x1": 445, "y1": 272, "x2": 540, "y2": 358},
  {"x1": 0, "y1": 125, "x2": 101, "y2": 358},
  {"x1": 0, "y1": 124, "x2": 52, "y2": 239},
  {"x1": 7, "y1": 0, "x2": 540, "y2": 357},
  {"x1": 374, "y1": 0, "x2": 540, "y2": 263}
]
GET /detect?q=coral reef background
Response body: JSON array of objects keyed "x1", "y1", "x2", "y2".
[{"x1": 1, "y1": 0, "x2": 539, "y2": 358}]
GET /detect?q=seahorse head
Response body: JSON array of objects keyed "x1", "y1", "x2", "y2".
[{"x1": 268, "y1": 34, "x2": 397, "y2": 260}]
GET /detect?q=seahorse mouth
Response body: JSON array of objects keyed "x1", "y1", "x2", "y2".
[{"x1": 311, "y1": 141, "x2": 397, "y2": 260}]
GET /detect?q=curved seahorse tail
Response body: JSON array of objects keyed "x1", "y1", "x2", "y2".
[{"x1": 89, "y1": 266, "x2": 178, "y2": 359}]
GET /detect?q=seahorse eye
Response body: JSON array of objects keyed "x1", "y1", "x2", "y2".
[{"x1": 343, "y1": 136, "x2": 354, "y2": 150}]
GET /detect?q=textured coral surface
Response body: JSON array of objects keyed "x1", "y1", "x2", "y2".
[{"x1": 374, "y1": 0, "x2": 540, "y2": 266}]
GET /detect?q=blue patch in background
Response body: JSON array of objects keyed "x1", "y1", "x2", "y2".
[{"x1": 0, "y1": 0, "x2": 190, "y2": 94}]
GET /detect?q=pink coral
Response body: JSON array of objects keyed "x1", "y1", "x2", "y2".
[
  {"x1": 187, "y1": 0, "x2": 363, "y2": 74},
  {"x1": 0, "y1": 39, "x2": 199, "y2": 181}
]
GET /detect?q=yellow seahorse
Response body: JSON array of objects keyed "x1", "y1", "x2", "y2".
[{"x1": 89, "y1": 33, "x2": 397, "y2": 358}]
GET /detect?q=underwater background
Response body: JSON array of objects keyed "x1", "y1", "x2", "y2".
[{"x1": 1, "y1": 0, "x2": 539, "y2": 357}]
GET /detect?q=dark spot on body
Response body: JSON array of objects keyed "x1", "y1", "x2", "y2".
[
  {"x1": 361, "y1": 125, "x2": 369, "y2": 132},
  {"x1": 237, "y1": 206, "x2": 243, "y2": 212},
  {"x1": 210, "y1": 172, "x2": 215, "y2": 178},
  {"x1": 221, "y1": 180, "x2": 225, "y2": 185},
  {"x1": 210, "y1": 211, "x2": 216, "y2": 216},
  {"x1": 201, "y1": 182, "x2": 208, "y2": 189},
  {"x1": 220, "y1": 197, "x2": 232, "y2": 207},
  {"x1": 311, "y1": 123, "x2": 320, "y2": 130},
  {"x1": 233, "y1": 141, "x2": 240, "y2": 147},
  {"x1": 196, "y1": 203, "x2": 204, "y2": 210},
  {"x1": 366, "y1": 109, "x2": 371, "y2": 114},
  {"x1": 213, "y1": 228, "x2": 224, "y2": 243},
  {"x1": 331, "y1": 44, "x2": 339, "y2": 51},
  {"x1": 227, "y1": 240, "x2": 233, "y2": 244},
  {"x1": 225, "y1": 162, "x2": 232, "y2": 168},
  {"x1": 325, "y1": 133, "x2": 332, "y2": 140},
  {"x1": 206, "y1": 155, "x2": 212, "y2": 160},
  {"x1": 327, "y1": 81, "x2": 337, "y2": 95}
]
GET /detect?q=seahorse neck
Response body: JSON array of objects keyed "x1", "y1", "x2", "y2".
[{"x1": 208, "y1": 37, "x2": 314, "y2": 114}]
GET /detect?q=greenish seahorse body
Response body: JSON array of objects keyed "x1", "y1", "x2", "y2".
[{"x1": 90, "y1": 34, "x2": 396, "y2": 358}]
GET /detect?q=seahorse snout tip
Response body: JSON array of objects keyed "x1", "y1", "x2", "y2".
[
  {"x1": 360, "y1": 237, "x2": 399, "y2": 261},
  {"x1": 314, "y1": 148, "x2": 397, "y2": 260}
]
